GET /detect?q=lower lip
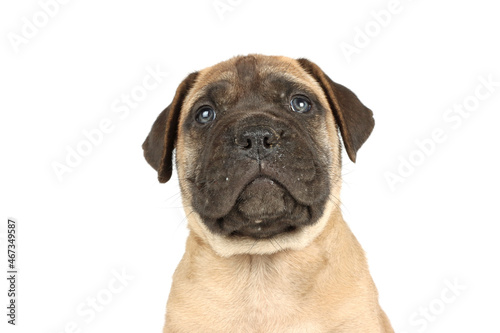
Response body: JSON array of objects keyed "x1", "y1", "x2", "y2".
[{"x1": 230, "y1": 223, "x2": 298, "y2": 239}]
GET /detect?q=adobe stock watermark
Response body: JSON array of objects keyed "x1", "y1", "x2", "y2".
[
  {"x1": 50, "y1": 267, "x2": 134, "y2": 333},
  {"x1": 400, "y1": 278, "x2": 466, "y2": 333},
  {"x1": 339, "y1": 0, "x2": 416, "y2": 63},
  {"x1": 7, "y1": 0, "x2": 72, "y2": 54},
  {"x1": 51, "y1": 64, "x2": 168, "y2": 182},
  {"x1": 213, "y1": 0, "x2": 244, "y2": 21},
  {"x1": 385, "y1": 74, "x2": 499, "y2": 192}
]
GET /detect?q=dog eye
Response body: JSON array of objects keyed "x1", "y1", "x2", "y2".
[
  {"x1": 290, "y1": 95, "x2": 311, "y2": 113},
  {"x1": 195, "y1": 106, "x2": 216, "y2": 124}
]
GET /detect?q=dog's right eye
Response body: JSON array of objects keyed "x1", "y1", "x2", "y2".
[
  {"x1": 195, "y1": 106, "x2": 216, "y2": 124},
  {"x1": 290, "y1": 95, "x2": 312, "y2": 113}
]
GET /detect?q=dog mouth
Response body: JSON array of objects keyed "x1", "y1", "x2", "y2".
[{"x1": 214, "y1": 177, "x2": 313, "y2": 239}]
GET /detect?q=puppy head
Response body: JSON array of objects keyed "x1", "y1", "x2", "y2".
[{"x1": 143, "y1": 55, "x2": 374, "y2": 256}]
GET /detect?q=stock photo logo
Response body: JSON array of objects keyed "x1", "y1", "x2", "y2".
[
  {"x1": 400, "y1": 278, "x2": 466, "y2": 333},
  {"x1": 51, "y1": 65, "x2": 168, "y2": 182},
  {"x1": 384, "y1": 74, "x2": 499, "y2": 191},
  {"x1": 7, "y1": 0, "x2": 72, "y2": 53},
  {"x1": 212, "y1": 0, "x2": 245, "y2": 20},
  {"x1": 51, "y1": 268, "x2": 134, "y2": 333},
  {"x1": 339, "y1": 0, "x2": 417, "y2": 63}
]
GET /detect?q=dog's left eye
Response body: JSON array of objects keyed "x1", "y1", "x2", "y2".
[
  {"x1": 196, "y1": 106, "x2": 216, "y2": 124},
  {"x1": 290, "y1": 95, "x2": 312, "y2": 113}
]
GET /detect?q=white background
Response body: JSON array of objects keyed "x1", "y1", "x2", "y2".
[{"x1": 1, "y1": 0, "x2": 499, "y2": 332}]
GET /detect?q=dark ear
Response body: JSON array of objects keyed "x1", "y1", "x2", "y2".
[
  {"x1": 142, "y1": 72, "x2": 199, "y2": 183},
  {"x1": 296, "y1": 58, "x2": 374, "y2": 162}
]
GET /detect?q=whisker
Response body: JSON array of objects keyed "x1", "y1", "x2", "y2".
[
  {"x1": 248, "y1": 239, "x2": 259, "y2": 253},
  {"x1": 174, "y1": 209, "x2": 195, "y2": 232},
  {"x1": 268, "y1": 238, "x2": 279, "y2": 252},
  {"x1": 269, "y1": 237, "x2": 284, "y2": 253}
]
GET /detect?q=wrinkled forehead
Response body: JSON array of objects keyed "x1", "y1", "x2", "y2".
[{"x1": 182, "y1": 55, "x2": 328, "y2": 112}]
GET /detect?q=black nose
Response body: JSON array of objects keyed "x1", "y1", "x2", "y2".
[{"x1": 235, "y1": 125, "x2": 280, "y2": 160}]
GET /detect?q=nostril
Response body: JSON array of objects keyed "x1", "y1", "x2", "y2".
[
  {"x1": 263, "y1": 136, "x2": 272, "y2": 149},
  {"x1": 235, "y1": 136, "x2": 252, "y2": 149}
]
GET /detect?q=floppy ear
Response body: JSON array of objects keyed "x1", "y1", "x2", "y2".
[
  {"x1": 142, "y1": 72, "x2": 199, "y2": 183},
  {"x1": 296, "y1": 58, "x2": 374, "y2": 163}
]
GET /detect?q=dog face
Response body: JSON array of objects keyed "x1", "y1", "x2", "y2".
[
  {"x1": 143, "y1": 55, "x2": 374, "y2": 256},
  {"x1": 181, "y1": 56, "x2": 334, "y2": 240}
]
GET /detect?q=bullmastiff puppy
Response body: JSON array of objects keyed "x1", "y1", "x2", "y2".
[{"x1": 143, "y1": 54, "x2": 393, "y2": 332}]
